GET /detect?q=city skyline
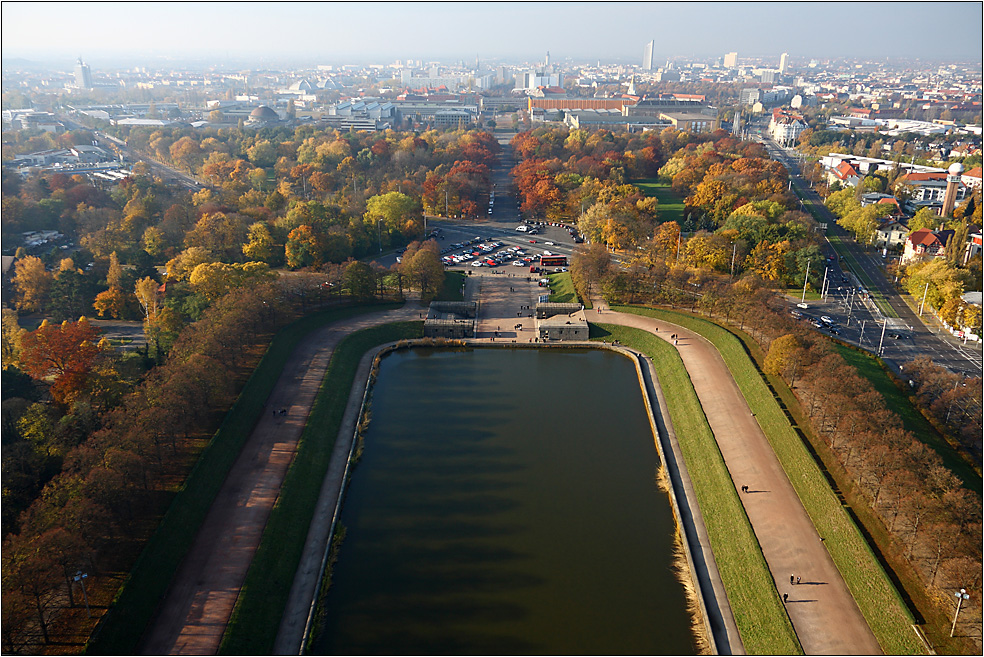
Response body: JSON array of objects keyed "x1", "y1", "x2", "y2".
[{"x1": 2, "y1": 1, "x2": 982, "y2": 67}]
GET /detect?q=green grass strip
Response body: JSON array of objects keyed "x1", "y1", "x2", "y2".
[
  {"x1": 831, "y1": 343, "x2": 980, "y2": 491},
  {"x1": 547, "y1": 271, "x2": 579, "y2": 303},
  {"x1": 219, "y1": 321, "x2": 423, "y2": 655},
  {"x1": 631, "y1": 178, "x2": 686, "y2": 225},
  {"x1": 85, "y1": 303, "x2": 401, "y2": 655},
  {"x1": 590, "y1": 323, "x2": 801, "y2": 655},
  {"x1": 614, "y1": 306, "x2": 922, "y2": 655},
  {"x1": 435, "y1": 270, "x2": 466, "y2": 301}
]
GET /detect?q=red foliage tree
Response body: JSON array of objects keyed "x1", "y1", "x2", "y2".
[{"x1": 19, "y1": 319, "x2": 104, "y2": 407}]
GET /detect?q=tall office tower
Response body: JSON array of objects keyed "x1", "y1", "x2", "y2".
[
  {"x1": 74, "y1": 57, "x2": 93, "y2": 90},
  {"x1": 723, "y1": 51, "x2": 738, "y2": 68},
  {"x1": 779, "y1": 52, "x2": 790, "y2": 73},
  {"x1": 642, "y1": 40, "x2": 656, "y2": 70}
]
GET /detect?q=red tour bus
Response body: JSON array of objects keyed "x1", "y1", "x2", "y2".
[{"x1": 540, "y1": 255, "x2": 567, "y2": 267}]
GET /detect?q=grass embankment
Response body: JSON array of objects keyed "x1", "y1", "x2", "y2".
[
  {"x1": 831, "y1": 343, "x2": 980, "y2": 491},
  {"x1": 590, "y1": 323, "x2": 801, "y2": 655},
  {"x1": 219, "y1": 321, "x2": 423, "y2": 655},
  {"x1": 546, "y1": 271, "x2": 579, "y2": 303},
  {"x1": 85, "y1": 303, "x2": 402, "y2": 655},
  {"x1": 632, "y1": 178, "x2": 686, "y2": 225},
  {"x1": 614, "y1": 305, "x2": 923, "y2": 655}
]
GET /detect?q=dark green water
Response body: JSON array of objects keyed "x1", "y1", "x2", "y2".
[{"x1": 312, "y1": 347, "x2": 697, "y2": 655}]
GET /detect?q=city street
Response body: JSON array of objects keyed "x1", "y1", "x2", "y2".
[{"x1": 760, "y1": 133, "x2": 983, "y2": 378}]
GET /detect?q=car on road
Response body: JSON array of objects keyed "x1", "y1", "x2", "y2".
[{"x1": 820, "y1": 316, "x2": 834, "y2": 325}]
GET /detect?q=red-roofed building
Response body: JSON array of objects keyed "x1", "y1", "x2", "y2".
[
  {"x1": 961, "y1": 166, "x2": 982, "y2": 189},
  {"x1": 902, "y1": 228, "x2": 955, "y2": 264},
  {"x1": 828, "y1": 161, "x2": 861, "y2": 187}
]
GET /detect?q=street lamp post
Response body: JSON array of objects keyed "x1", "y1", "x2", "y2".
[
  {"x1": 800, "y1": 259, "x2": 812, "y2": 304},
  {"x1": 74, "y1": 571, "x2": 91, "y2": 618},
  {"x1": 858, "y1": 319, "x2": 866, "y2": 347},
  {"x1": 919, "y1": 281, "x2": 930, "y2": 317},
  {"x1": 877, "y1": 319, "x2": 887, "y2": 356},
  {"x1": 377, "y1": 219, "x2": 382, "y2": 253},
  {"x1": 951, "y1": 588, "x2": 970, "y2": 637}
]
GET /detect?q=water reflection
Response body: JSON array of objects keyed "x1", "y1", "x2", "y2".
[{"x1": 312, "y1": 348, "x2": 697, "y2": 655}]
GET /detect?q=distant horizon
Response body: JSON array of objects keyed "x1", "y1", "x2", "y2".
[{"x1": 2, "y1": 1, "x2": 982, "y2": 68}]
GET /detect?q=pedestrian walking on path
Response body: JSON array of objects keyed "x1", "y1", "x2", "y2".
[
  {"x1": 790, "y1": 575, "x2": 795, "y2": 585},
  {"x1": 797, "y1": 576, "x2": 801, "y2": 585},
  {"x1": 783, "y1": 593, "x2": 788, "y2": 603}
]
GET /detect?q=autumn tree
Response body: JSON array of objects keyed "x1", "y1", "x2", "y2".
[
  {"x1": 12, "y1": 256, "x2": 52, "y2": 313},
  {"x1": 344, "y1": 261, "x2": 377, "y2": 301},
  {"x1": 19, "y1": 319, "x2": 104, "y2": 407}
]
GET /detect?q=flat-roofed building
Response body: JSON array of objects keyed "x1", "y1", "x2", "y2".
[
  {"x1": 528, "y1": 97, "x2": 633, "y2": 112},
  {"x1": 623, "y1": 97, "x2": 704, "y2": 117},
  {"x1": 564, "y1": 110, "x2": 669, "y2": 133},
  {"x1": 659, "y1": 111, "x2": 713, "y2": 133}
]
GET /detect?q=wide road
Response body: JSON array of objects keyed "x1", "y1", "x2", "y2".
[
  {"x1": 586, "y1": 304, "x2": 883, "y2": 655},
  {"x1": 760, "y1": 135, "x2": 982, "y2": 377}
]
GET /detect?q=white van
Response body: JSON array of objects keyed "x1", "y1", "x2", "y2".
[{"x1": 515, "y1": 225, "x2": 528, "y2": 232}]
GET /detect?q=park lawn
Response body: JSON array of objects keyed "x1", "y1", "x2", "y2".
[
  {"x1": 632, "y1": 178, "x2": 686, "y2": 225},
  {"x1": 220, "y1": 321, "x2": 423, "y2": 655},
  {"x1": 547, "y1": 271, "x2": 580, "y2": 303},
  {"x1": 590, "y1": 323, "x2": 800, "y2": 654},
  {"x1": 85, "y1": 303, "x2": 403, "y2": 655},
  {"x1": 614, "y1": 305, "x2": 923, "y2": 655},
  {"x1": 435, "y1": 270, "x2": 467, "y2": 301},
  {"x1": 831, "y1": 343, "x2": 980, "y2": 492},
  {"x1": 785, "y1": 287, "x2": 822, "y2": 301}
]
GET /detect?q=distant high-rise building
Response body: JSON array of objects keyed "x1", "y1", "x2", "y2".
[
  {"x1": 74, "y1": 57, "x2": 93, "y2": 90},
  {"x1": 642, "y1": 40, "x2": 656, "y2": 71},
  {"x1": 779, "y1": 52, "x2": 790, "y2": 73},
  {"x1": 723, "y1": 51, "x2": 738, "y2": 68}
]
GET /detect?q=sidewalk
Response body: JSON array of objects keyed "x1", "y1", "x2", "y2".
[
  {"x1": 585, "y1": 308, "x2": 882, "y2": 655},
  {"x1": 140, "y1": 302, "x2": 421, "y2": 656}
]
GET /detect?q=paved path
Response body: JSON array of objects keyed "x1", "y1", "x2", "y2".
[
  {"x1": 587, "y1": 308, "x2": 882, "y2": 655},
  {"x1": 140, "y1": 302, "x2": 421, "y2": 656}
]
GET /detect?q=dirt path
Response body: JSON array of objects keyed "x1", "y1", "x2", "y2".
[
  {"x1": 140, "y1": 303, "x2": 420, "y2": 656},
  {"x1": 587, "y1": 308, "x2": 882, "y2": 655}
]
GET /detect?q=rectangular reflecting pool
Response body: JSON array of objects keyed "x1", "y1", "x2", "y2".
[{"x1": 311, "y1": 347, "x2": 698, "y2": 655}]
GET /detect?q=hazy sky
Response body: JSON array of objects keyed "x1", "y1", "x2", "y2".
[{"x1": 2, "y1": 1, "x2": 982, "y2": 67}]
